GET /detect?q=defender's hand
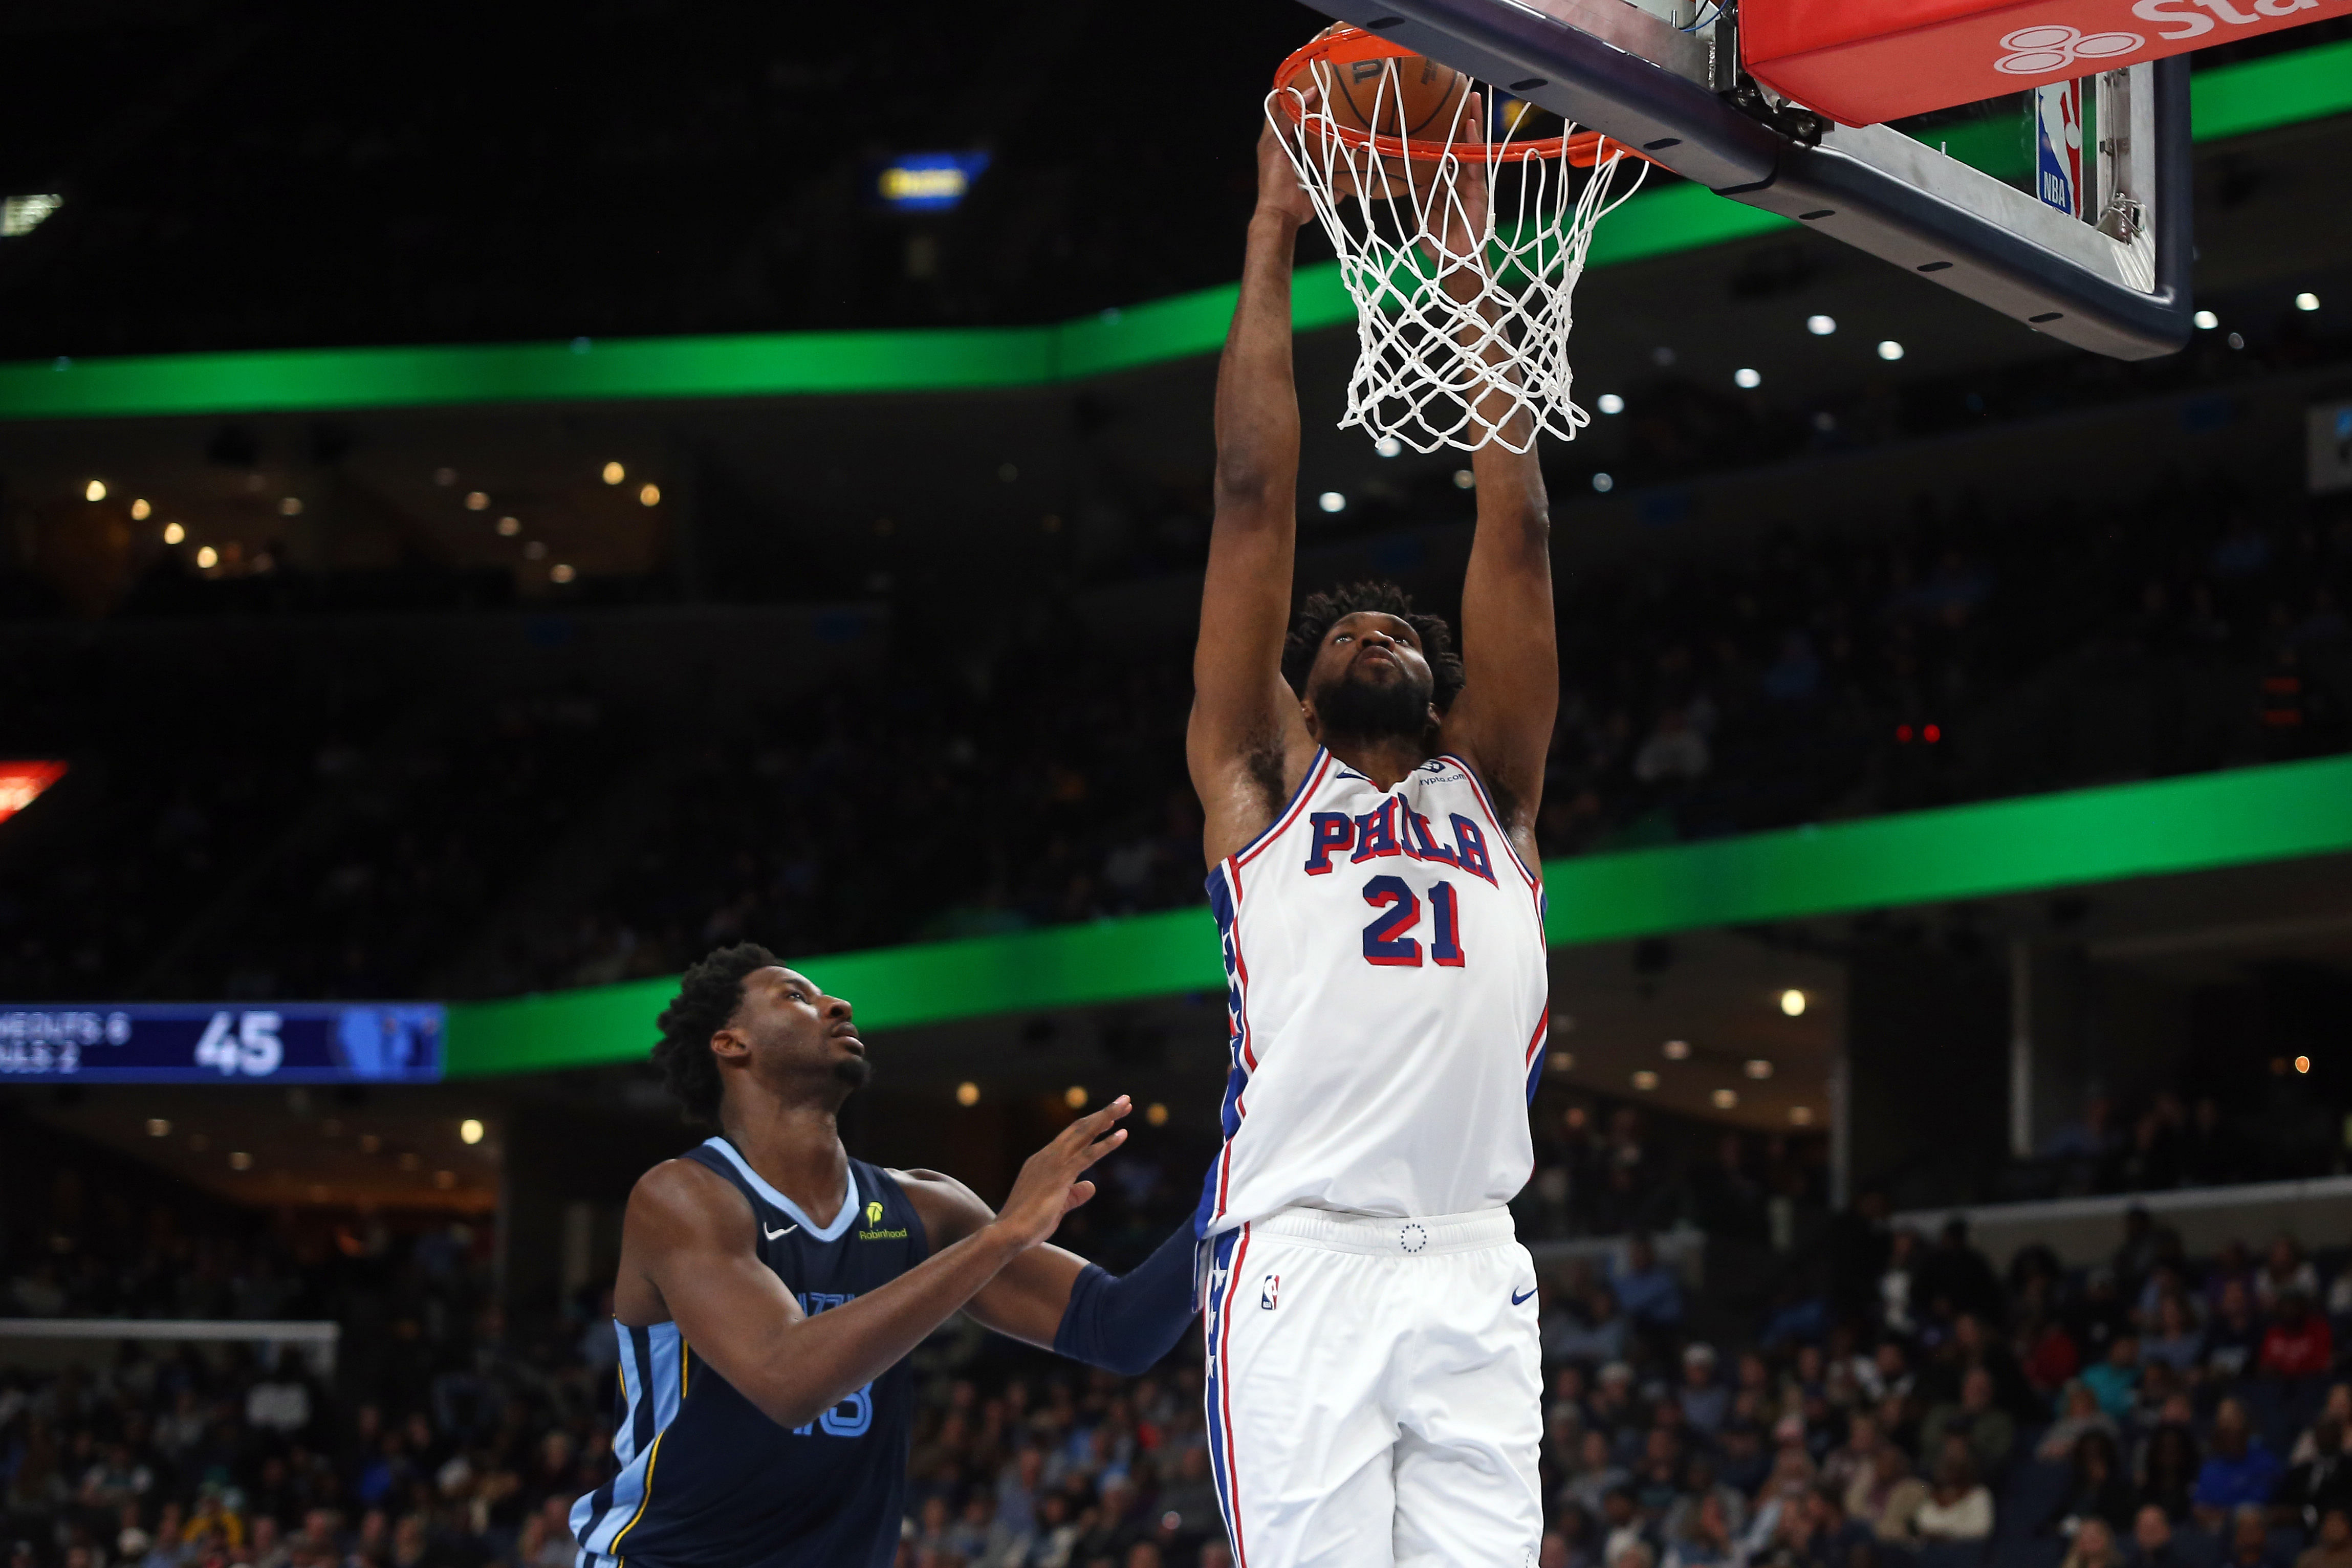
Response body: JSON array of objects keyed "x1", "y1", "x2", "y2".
[{"x1": 990, "y1": 1097, "x2": 1132, "y2": 1250}]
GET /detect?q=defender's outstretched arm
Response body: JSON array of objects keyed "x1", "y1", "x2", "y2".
[
  {"x1": 1432, "y1": 124, "x2": 1558, "y2": 868},
  {"x1": 900, "y1": 1171, "x2": 1200, "y2": 1377},
  {"x1": 619, "y1": 1100, "x2": 1128, "y2": 1430},
  {"x1": 1188, "y1": 120, "x2": 1320, "y2": 867}
]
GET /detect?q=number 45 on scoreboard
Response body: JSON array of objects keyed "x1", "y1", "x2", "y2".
[{"x1": 192, "y1": 1010, "x2": 284, "y2": 1076}]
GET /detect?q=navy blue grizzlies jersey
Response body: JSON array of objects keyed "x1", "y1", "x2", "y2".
[{"x1": 570, "y1": 1138, "x2": 928, "y2": 1567}]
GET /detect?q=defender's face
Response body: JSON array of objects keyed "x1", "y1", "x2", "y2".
[{"x1": 722, "y1": 966, "x2": 866, "y2": 1084}]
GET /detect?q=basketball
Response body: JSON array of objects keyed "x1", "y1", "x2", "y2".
[{"x1": 1284, "y1": 24, "x2": 1473, "y2": 182}]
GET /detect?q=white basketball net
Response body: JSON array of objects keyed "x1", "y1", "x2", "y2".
[{"x1": 1268, "y1": 65, "x2": 1645, "y2": 454}]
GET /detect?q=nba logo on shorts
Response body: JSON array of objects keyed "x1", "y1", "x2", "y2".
[{"x1": 1260, "y1": 1274, "x2": 1280, "y2": 1311}]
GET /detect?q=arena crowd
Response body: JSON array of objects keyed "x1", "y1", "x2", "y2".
[{"x1": 10, "y1": 1115, "x2": 2352, "y2": 1568}]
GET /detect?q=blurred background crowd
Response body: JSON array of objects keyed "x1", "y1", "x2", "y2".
[
  {"x1": 15, "y1": 1121, "x2": 2352, "y2": 1568},
  {"x1": 5, "y1": 474, "x2": 2344, "y2": 1007}
]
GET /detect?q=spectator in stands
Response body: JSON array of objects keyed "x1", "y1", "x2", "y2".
[
  {"x1": 2211, "y1": 1280, "x2": 2270, "y2": 1382},
  {"x1": 2145, "y1": 1293, "x2": 2206, "y2": 1377},
  {"x1": 2086, "y1": 1334, "x2": 2145, "y2": 1423},
  {"x1": 2132, "y1": 1504, "x2": 2199, "y2": 1568},
  {"x1": 1677, "y1": 1345, "x2": 1728, "y2": 1434},
  {"x1": 1820, "y1": 1411, "x2": 1879, "y2": 1497},
  {"x1": 1611, "y1": 1236, "x2": 1685, "y2": 1335},
  {"x1": 1922, "y1": 1366, "x2": 2016, "y2": 1481},
  {"x1": 1918, "y1": 1217, "x2": 2006, "y2": 1326},
  {"x1": 1878, "y1": 1228, "x2": 1923, "y2": 1338},
  {"x1": 2262, "y1": 1292, "x2": 2335, "y2": 1381},
  {"x1": 2229, "y1": 1501, "x2": 2290, "y2": 1568},
  {"x1": 1550, "y1": 1280, "x2": 1631, "y2": 1368},
  {"x1": 2046, "y1": 1429, "x2": 2140, "y2": 1541},
  {"x1": 2277, "y1": 1417, "x2": 2352, "y2": 1532},
  {"x1": 1661, "y1": 1490, "x2": 1735, "y2": 1568},
  {"x1": 2299, "y1": 1507, "x2": 2352, "y2": 1568},
  {"x1": 2025, "y1": 1302, "x2": 2087, "y2": 1397},
  {"x1": 1847, "y1": 1442, "x2": 1928, "y2": 1543},
  {"x1": 2294, "y1": 1390, "x2": 2352, "y2": 1465},
  {"x1": 2260, "y1": 1240, "x2": 2322, "y2": 1312},
  {"x1": 2198, "y1": 1398, "x2": 2288, "y2": 1532},
  {"x1": 2043, "y1": 1379, "x2": 2123, "y2": 1462},
  {"x1": 2143, "y1": 1421, "x2": 2206, "y2": 1521},
  {"x1": 2064, "y1": 1515, "x2": 2128, "y2": 1568},
  {"x1": 1566, "y1": 1430, "x2": 1633, "y2": 1517},
  {"x1": 1909, "y1": 1441, "x2": 1995, "y2": 1542}
]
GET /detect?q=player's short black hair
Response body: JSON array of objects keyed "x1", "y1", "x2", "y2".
[
  {"x1": 1283, "y1": 580, "x2": 1466, "y2": 712},
  {"x1": 653, "y1": 942, "x2": 776, "y2": 1123}
]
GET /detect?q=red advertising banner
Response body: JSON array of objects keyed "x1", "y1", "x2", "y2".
[{"x1": 1743, "y1": 0, "x2": 2350, "y2": 125}]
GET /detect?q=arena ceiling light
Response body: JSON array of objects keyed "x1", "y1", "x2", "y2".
[
  {"x1": 1877, "y1": 340, "x2": 1906, "y2": 361},
  {"x1": 83, "y1": 478, "x2": 105, "y2": 501},
  {"x1": 1790, "y1": 1106, "x2": 1816, "y2": 1126},
  {"x1": 1595, "y1": 393, "x2": 1625, "y2": 415},
  {"x1": 1779, "y1": 988, "x2": 1807, "y2": 1016},
  {"x1": 1317, "y1": 491, "x2": 1346, "y2": 513},
  {"x1": 1746, "y1": 1059, "x2": 1775, "y2": 1080},
  {"x1": 2194, "y1": 310, "x2": 2220, "y2": 329},
  {"x1": 1711, "y1": 1088, "x2": 1739, "y2": 1109},
  {"x1": 459, "y1": 1118, "x2": 485, "y2": 1144},
  {"x1": 0, "y1": 193, "x2": 61, "y2": 237},
  {"x1": 601, "y1": 461, "x2": 625, "y2": 484},
  {"x1": 1591, "y1": 473, "x2": 1614, "y2": 493},
  {"x1": 2298, "y1": 293, "x2": 2321, "y2": 311},
  {"x1": 955, "y1": 1082, "x2": 979, "y2": 1106},
  {"x1": 1733, "y1": 367, "x2": 1762, "y2": 388},
  {"x1": 1374, "y1": 435, "x2": 1403, "y2": 457},
  {"x1": 162, "y1": 521, "x2": 185, "y2": 543},
  {"x1": 1806, "y1": 315, "x2": 1837, "y2": 336},
  {"x1": 1662, "y1": 1038, "x2": 1691, "y2": 1060}
]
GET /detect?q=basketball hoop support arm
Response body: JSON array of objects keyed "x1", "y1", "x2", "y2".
[{"x1": 1300, "y1": 0, "x2": 2192, "y2": 359}]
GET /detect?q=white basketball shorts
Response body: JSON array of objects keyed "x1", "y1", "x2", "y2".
[{"x1": 1201, "y1": 1207, "x2": 1543, "y2": 1568}]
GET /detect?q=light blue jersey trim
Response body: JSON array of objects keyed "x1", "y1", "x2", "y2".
[{"x1": 699, "y1": 1136, "x2": 860, "y2": 1240}]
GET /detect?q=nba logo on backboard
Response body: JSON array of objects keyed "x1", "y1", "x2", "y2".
[
  {"x1": 1260, "y1": 1274, "x2": 1280, "y2": 1310},
  {"x1": 2034, "y1": 80, "x2": 2084, "y2": 218}
]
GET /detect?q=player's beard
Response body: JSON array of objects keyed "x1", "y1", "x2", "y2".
[
  {"x1": 833, "y1": 1055, "x2": 872, "y2": 1090},
  {"x1": 1313, "y1": 665, "x2": 1435, "y2": 746}
]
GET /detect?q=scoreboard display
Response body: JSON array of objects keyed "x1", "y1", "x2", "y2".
[{"x1": 0, "y1": 1003, "x2": 444, "y2": 1083}]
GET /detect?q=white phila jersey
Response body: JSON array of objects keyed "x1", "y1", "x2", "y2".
[{"x1": 1195, "y1": 748, "x2": 1549, "y2": 1238}]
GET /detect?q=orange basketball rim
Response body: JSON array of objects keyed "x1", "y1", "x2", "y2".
[{"x1": 1270, "y1": 25, "x2": 1654, "y2": 170}]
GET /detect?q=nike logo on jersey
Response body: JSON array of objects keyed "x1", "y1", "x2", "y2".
[
  {"x1": 765, "y1": 1223, "x2": 799, "y2": 1241},
  {"x1": 1511, "y1": 1286, "x2": 1538, "y2": 1305}
]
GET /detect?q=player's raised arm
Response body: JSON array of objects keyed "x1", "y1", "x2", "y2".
[
  {"x1": 1431, "y1": 109, "x2": 1557, "y2": 866},
  {"x1": 621, "y1": 1099, "x2": 1130, "y2": 1430},
  {"x1": 1188, "y1": 118, "x2": 1321, "y2": 866}
]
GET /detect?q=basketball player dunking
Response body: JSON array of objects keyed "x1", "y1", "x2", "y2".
[
  {"x1": 1187, "y1": 117, "x2": 1555, "y2": 1567},
  {"x1": 570, "y1": 944, "x2": 1200, "y2": 1568}
]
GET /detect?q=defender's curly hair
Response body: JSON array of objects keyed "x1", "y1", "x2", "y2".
[
  {"x1": 652, "y1": 942, "x2": 777, "y2": 1123},
  {"x1": 1282, "y1": 581, "x2": 1466, "y2": 711}
]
